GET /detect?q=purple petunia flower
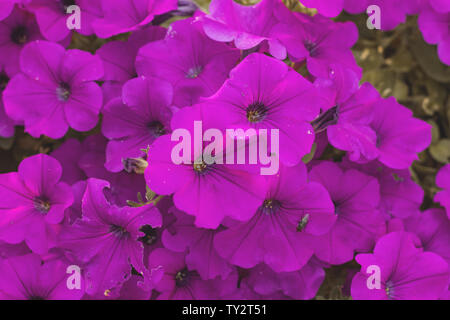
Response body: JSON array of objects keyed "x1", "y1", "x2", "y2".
[
  {"x1": 138, "y1": 197, "x2": 177, "y2": 267},
  {"x1": 145, "y1": 105, "x2": 268, "y2": 229},
  {"x1": 309, "y1": 161, "x2": 385, "y2": 265},
  {"x1": 366, "y1": 0, "x2": 414, "y2": 30},
  {"x1": 73, "y1": 134, "x2": 147, "y2": 207},
  {"x1": 201, "y1": 0, "x2": 289, "y2": 59},
  {"x1": 152, "y1": 0, "x2": 201, "y2": 26},
  {"x1": 0, "y1": 69, "x2": 15, "y2": 138},
  {"x1": 0, "y1": 7, "x2": 46, "y2": 75},
  {"x1": 369, "y1": 97, "x2": 432, "y2": 169},
  {"x1": 27, "y1": 0, "x2": 102, "y2": 41},
  {"x1": 313, "y1": 0, "x2": 411, "y2": 30},
  {"x1": 272, "y1": 12, "x2": 361, "y2": 78},
  {"x1": 136, "y1": 17, "x2": 240, "y2": 107},
  {"x1": 299, "y1": 0, "x2": 345, "y2": 17},
  {"x1": 342, "y1": 158, "x2": 424, "y2": 220},
  {"x1": 92, "y1": 0, "x2": 177, "y2": 38},
  {"x1": 200, "y1": 52, "x2": 320, "y2": 166},
  {"x1": 148, "y1": 247, "x2": 237, "y2": 300},
  {"x1": 61, "y1": 181, "x2": 86, "y2": 224},
  {"x1": 0, "y1": 253, "x2": 84, "y2": 300},
  {"x1": 59, "y1": 178, "x2": 162, "y2": 295},
  {"x1": 223, "y1": 281, "x2": 292, "y2": 300},
  {"x1": 435, "y1": 164, "x2": 450, "y2": 219},
  {"x1": 114, "y1": 275, "x2": 153, "y2": 300},
  {"x1": 298, "y1": 0, "x2": 370, "y2": 17},
  {"x1": 0, "y1": 101, "x2": 14, "y2": 138},
  {"x1": 347, "y1": 0, "x2": 415, "y2": 30},
  {"x1": 97, "y1": 25, "x2": 166, "y2": 102},
  {"x1": 429, "y1": 0, "x2": 450, "y2": 13},
  {"x1": 298, "y1": 0, "x2": 377, "y2": 17},
  {"x1": 88, "y1": 273, "x2": 161, "y2": 300},
  {"x1": 3, "y1": 40, "x2": 104, "y2": 139},
  {"x1": 312, "y1": 69, "x2": 380, "y2": 163},
  {"x1": 0, "y1": 240, "x2": 30, "y2": 259},
  {"x1": 102, "y1": 76, "x2": 174, "y2": 172},
  {"x1": 98, "y1": 26, "x2": 166, "y2": 81},
  {"x1": 418, "y1": 1, "x2": 450, "y2": 65},
  {"x1": 0, "y1": 154, "x2": 73, "y2": 254},
  {"x1": 162, "y1": 207, "x2": 233, "y2": 280},
  {"x1": 243, "y1": 260, "x2": 325, "y2": 300},
  {"x1": 50, "y1": 139, "x2": 85, "y2": 185},
  {"x1": 404, "y1": 209, "x2": 450, "y2": 266},
  {"x1": 84, "y1": 264, "x2": 164, "y2": 300},
  {"x1": 0, "y1": 0, "x2": 27, "y2": 21},
  {"x1": 52, "y1": 134, "x2": 145, "y2": 209},
  {"x1": 214, "y1": 163, "x2": 335, "y2": 272},
  {"x1": 351, "y1": 231, "x2": 449, "y2": 300}
]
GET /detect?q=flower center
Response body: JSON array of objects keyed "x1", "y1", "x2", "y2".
[
  {"x1": 261, "y1": 199, "x2": 281, "y2": 215},
  {"x1": 185, "y1": 66, "x2": 203, "y2": 79},
  {"x1": 56, "y1": 82, "x2": 71, "y2": 101},
  {"x1": 147, "y1": 120, "x2": 166, "y2": 137},
  {"x1": 333, "y1": 201, "x2": 341, "y2": 215},
  {"x1": 246, "y1": 102, "x2": 268, "y2": 123},
  {"x1": 376, "y1": 132, "x2": 385, "y2": 148},
  {"x1": 109, "y1": 224, "x2": 130, "y2": 239},
  {"x1": 0, "y1": 72, "x2": 9, "y2": 92},
  {"x1": 385, "y1": 280, "x2": 395, "y2": 299},
  {"x1": 304, "y1": 40, "x2": 318, "y2": 57},
  {"x1": 28, "y1": 295, "x2": 45, "y2": 300},
  {"x1": 33, "y1": 197, "x2": 50, "y2": 214},
  {"x1": 175, "y1": 268, "x2": 190, "y2": 287},
  {"x1": 193, "y1": 160, "x2": 211, "y2": 175},
  {"x1": 138, "y1": 225, "x2": 158, "y2": 246},
  {"x1": 10, "y1": 26, "x2": 28, "y2": 45}
]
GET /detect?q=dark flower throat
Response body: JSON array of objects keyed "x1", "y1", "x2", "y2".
[
  {"x1": 148, "y1": 121, "x2": 166, "y2": 137},
  {"x1": 0, "y1": 73, "x2": 9, "y2": 92},
  {"x1": 261, "y1": 199, "x2": 281, "y2": 215},
  {"x1": 138, "y1": 225, "x2": 158, "y2": 246},
  {"x1": 10, "y1": 26, "x2": 28, "y2": 45},
  {"x1": 246, "y1": 102, "x2": 268, "y2": 123},
  {"x1": 175, "y1": 268, "x2": 190, "y2": 287},
  {"x1": 110, "y1": 224, "x2": 130, "y2": 239},
  {"x1": 56, "y1": 82, "x2": 71, "y2": 101},
  {"x1": 33, "y1": 197, "x2": 51, "y2": 214}
]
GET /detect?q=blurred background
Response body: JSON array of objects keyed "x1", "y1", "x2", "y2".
[{"x1": 0, "y1": 0, "x2": 449, "y2": 299}]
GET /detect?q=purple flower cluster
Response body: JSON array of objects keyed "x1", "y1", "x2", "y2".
[
  {"x1": 0, "y1": 0, "x2": 448, "y2": 300},
  {"x1": 418, "y1": 0, "x2": 450, "y2": 65},
  {"x1": 300, "y1": 0, "x2": 450, "y2": 65},
  {"x1": 300, "y1": 0, "x2": 417, "y2": 29}
]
